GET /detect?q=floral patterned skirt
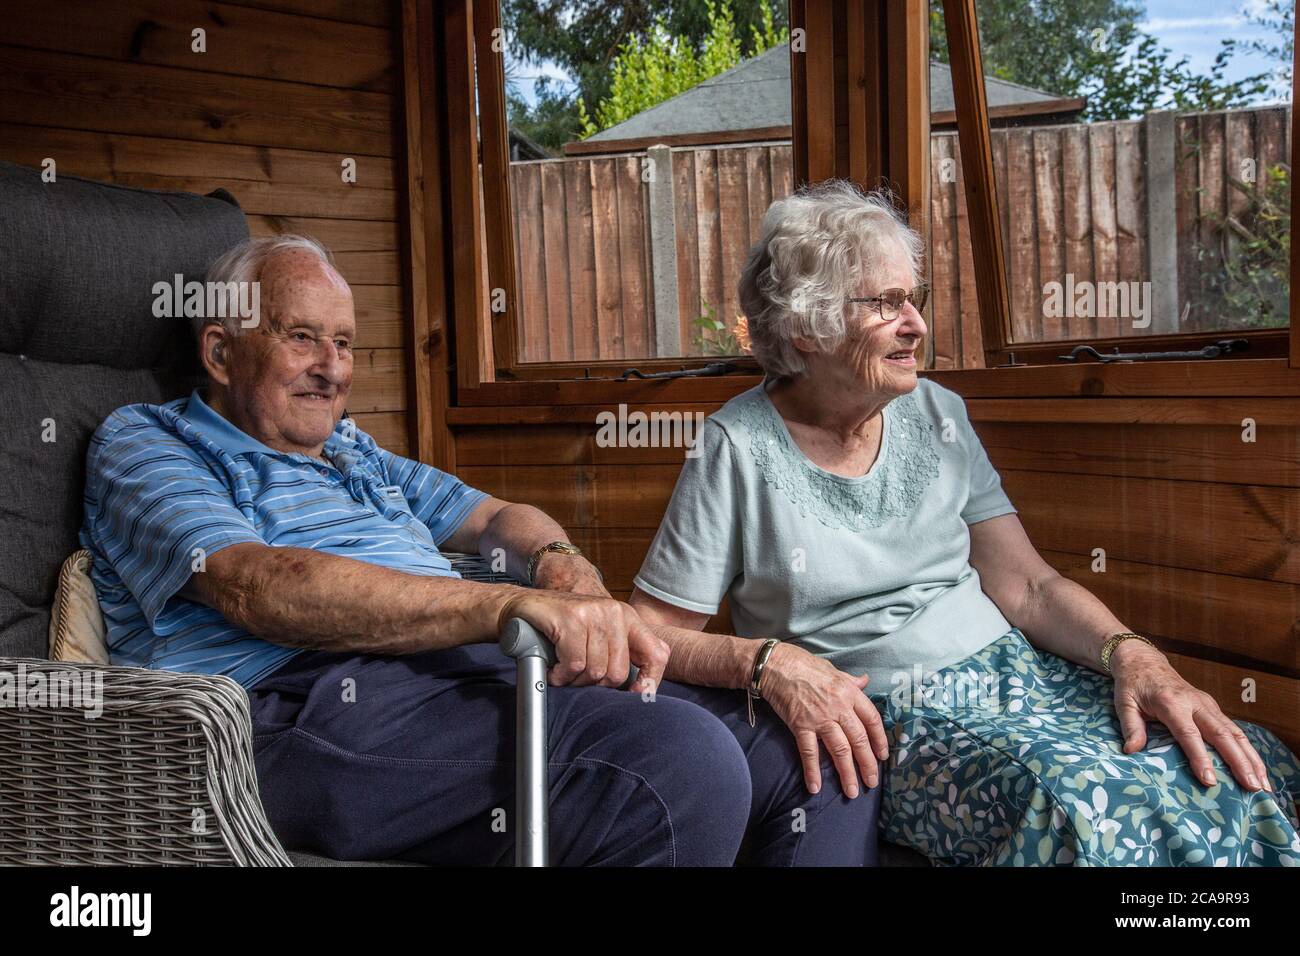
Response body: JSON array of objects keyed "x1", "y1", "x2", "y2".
[{"x1": 868, "y1": 628, "x2": 1300, "y2": 866}]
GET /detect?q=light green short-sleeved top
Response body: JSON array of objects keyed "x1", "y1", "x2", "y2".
[{"x1": 634, "y1": 377, "x2": 1018, "y2": 691}]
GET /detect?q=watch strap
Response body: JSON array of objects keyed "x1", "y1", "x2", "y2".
[{"x1": 526, "y1": 541, "x2": 583, "y2": 586}]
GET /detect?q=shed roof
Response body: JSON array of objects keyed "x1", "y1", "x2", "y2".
[{"x1": 571, "y1": 45, "x2": 1082, "y2": 154}]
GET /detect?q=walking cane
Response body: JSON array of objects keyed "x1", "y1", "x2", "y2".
[{"x1": 499, "y1": 618, "x2": 556, "y2": 867}]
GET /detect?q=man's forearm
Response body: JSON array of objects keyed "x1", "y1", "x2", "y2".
[
  {"x1": 477, "y1": 503, "x2": 570, "y2": 582},
  {"x1": 478, "y1": 502, "x2": 605, "y2": 594},
  {"x1": 191, "y1": 543, "x2": 527, "y2": 655}
]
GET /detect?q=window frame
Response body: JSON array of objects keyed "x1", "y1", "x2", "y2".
[
  {"x1": 432, "y1": 0, "x2": 931, "y2": 405},
  {"x1": 938, "y1": 0, "x2": 1299, "y2": 374},
  {"x1": 415, "y1": 1, "x2": 1300, "y2": 419}
]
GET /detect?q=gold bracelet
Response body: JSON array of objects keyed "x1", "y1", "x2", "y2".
[{"x1": 1100, "y1": 631, "x2": 1155, "y2": 674}]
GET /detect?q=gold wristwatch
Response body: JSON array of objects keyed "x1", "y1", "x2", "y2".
[
  {"x1": 526, "y1": 541, "x2": 583, "y2": 586},
  {"x1": 1100, "y1": 631, "x2": 1155, "y2": 674}
]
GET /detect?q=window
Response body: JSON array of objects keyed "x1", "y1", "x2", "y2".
[
  {"x1": 479, "y1": 1, "x2": 796, "y2": 377},
  {"x1": 937, "y1": 0, "x2": 1295, "y2": 369}
]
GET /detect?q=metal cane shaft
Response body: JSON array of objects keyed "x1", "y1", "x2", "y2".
[{"x1": 515, "y1": 653, "x2": 548, "y2": 867}]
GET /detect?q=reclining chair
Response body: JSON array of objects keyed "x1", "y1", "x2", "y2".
[{"x1": 0, "y1": 160, "x2": 553, "y2": 867}]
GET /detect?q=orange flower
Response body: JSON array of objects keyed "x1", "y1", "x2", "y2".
[{"x1": 732, "y1": 315, "x2": 752, "y2": 352}]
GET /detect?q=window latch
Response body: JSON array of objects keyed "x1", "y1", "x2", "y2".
[
  {"x1": 616, "y1": 361, "x2": 741, "y2": 381},
  {"x1": 1057, "y1": 339, "x2": 1250, "y2": 364}
]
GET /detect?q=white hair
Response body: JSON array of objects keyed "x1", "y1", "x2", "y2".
[
  {"x1": 737, "y1": 179, "x2": 924, "y2": 379},
  {"x1": 196, "y1": 234, "x2": 337, "y2": 342}
]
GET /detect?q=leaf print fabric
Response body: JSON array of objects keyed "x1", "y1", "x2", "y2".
[{"x1": 870, "y1": 628, "x2": 1300, "y2": 866}]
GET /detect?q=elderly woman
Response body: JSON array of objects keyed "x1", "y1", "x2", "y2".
[{"x1": 635, "y1": 179, "x2": 1300, "y2": 866}]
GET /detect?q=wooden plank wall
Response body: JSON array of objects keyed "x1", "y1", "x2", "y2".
[
  {"x1": 674, "y1": 145, "x2": 795, "y2": 352},
  {"x1": 0, "y1": 0, "x2": 410, "y2": 454},
  {"x1": 506, "y1": 143, "x2": 793, "y2": 362},
  {"x1": 974, "y1": 399, "x2": 1300, "y2": 755},
  {"x1": 454, "y1": 396, "x2": 1300, "y2": 756}
]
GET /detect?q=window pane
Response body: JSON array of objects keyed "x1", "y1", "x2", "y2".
[
  {"x1": 929, "y1": 0, "x2": 1291, "y2": 355},
  {"x1": 499, "y1": 1, "x2": 792, "y2": 363}
]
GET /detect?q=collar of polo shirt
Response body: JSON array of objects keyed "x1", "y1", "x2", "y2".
[{"x1": 182, "y1": 389, "x2": 347, "y2": 466}]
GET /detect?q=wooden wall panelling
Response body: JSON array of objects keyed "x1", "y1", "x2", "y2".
[
  {"x1": 2, "y1": 0, "x2": 396, "y2": 91},
  {"x1": 0, "y1": 0, "x2": 412, "y2": 452},
  {"x1": 400, "y1": 0, "x2": 454, "y2": 468},
  {"x1": 221, "y1": 0, "x2": 395, "y2": 29}
]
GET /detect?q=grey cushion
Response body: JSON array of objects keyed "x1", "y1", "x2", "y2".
[{"x1": 0, "y1": 160, "x2": 249, "y2": 657}]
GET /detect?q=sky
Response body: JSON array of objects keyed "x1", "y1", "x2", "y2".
[
  {"x1": 507, "y1": 1, "x2": 1292, "y2": 108},
  {"x1": 1143, "y1": 0, "x2": 1288, "y2": 96}
]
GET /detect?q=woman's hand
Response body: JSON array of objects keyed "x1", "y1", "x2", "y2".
[
  {"x1": 760, "y1": 643, "x2": 891, "y2": 798},
  {"x1": 1110, "y1": 640, "x2": 1272, "y2": 792}
]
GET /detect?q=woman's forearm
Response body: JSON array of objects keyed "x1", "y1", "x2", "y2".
[
  {"x1": 627, "y1": 588, "x2": 765, "y2": 689},
  {"x1": 646, "y1": 622, "x2": 761, "y2": 689},
  {"x1": 1011, "y1": 572, "x2": 1133, "y2": 673}
]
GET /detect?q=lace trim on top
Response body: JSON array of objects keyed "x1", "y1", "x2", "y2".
[{"x1": 738, "y1": 387, "x2": 941, "y2": 531}]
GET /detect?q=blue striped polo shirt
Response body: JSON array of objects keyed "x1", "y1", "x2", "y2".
[{"x1": 79, "y1": 389, "x2": 488, "y2": 689}]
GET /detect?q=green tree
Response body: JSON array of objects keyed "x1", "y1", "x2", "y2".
[
  {"x1": 504, "y1": 0, "x2": 788, "y2": 150},
  {"x1": 1225, "y1": 0, "x2": 1294, "y2": 97},
  {"x1": 1203, "y1": 164, "x2": 1291, "y2": 329},
  {"x1": 578, "y1": 0, "x2": 787, "y2": 136},
  {"x1": 1080, "y1": 21, "x2": 1271, "y2": 119},
  {"x1": 929, "y1": 0, "x2": 1272, "y2": 121}
]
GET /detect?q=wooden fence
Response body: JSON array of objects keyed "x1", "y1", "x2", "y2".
[{"x1": 508, "y1": 105, "x2": 1291, "y2": 368}]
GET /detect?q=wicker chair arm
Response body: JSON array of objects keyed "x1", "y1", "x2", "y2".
[
  {"x1": 0, "y1": 655, "x2": 290, "y2": 866},
  {"x1": 445, "y1": 551, "x2": 523, "y2": 585},
  {"x1": 0, "y1": 554, "x2": 521, "y2": 866}
]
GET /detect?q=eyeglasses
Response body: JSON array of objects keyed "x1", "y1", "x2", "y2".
[
  {"x1": 847, "y1": 285, "x2": 929, "y2": 321},
  {"x1": 276, "y1": 329, "x2": 355, "y2": 361}
]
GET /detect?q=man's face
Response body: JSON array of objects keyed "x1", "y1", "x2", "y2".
[{"x1": 203, "y1": 250, "x2": 355, "y2": 457}]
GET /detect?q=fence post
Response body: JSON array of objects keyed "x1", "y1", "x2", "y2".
[
  {"x1": 1145, "y1": 110, "x2": 1181, "y2": 333},
  {"x1": 646, "y1": 144, "x2": 682, "y2": 357}
]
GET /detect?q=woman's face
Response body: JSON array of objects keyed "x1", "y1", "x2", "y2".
[{"x1": 828, "y1": 255, "x2": 928, "y2": 398}]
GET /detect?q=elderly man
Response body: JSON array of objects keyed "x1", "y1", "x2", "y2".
[{"x1": 79, "y1": 235, "x2": 877, "y2": 866}]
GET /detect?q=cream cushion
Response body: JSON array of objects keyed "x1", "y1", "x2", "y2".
[{"x1": 48, "y1": 549, "x2": 110, "y2": 665}]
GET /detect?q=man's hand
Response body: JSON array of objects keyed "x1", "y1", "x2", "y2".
[
  {"x1": 1111, "y1": 639, "x2": 1272, "y2": 793},
  {"x1": 759, "y1": 643, "x2": 891, "y2": 798},
  {"x1": 498, "y1": 588, "x2": 667, "y2": 697}
]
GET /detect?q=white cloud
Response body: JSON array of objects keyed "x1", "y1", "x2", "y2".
[{"x1": 1141, "y1": 16, "x2": 1244, "y2": 30}]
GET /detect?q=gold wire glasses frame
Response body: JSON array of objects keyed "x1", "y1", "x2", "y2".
[
  {"x1": 277, "y1": 329, "x2": 355, "y2": 360},
  {"x1": 848, "y1": 285, "x2": 930, "y2": 321}
]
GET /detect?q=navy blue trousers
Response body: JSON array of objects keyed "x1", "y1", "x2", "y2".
[{"x1": 247, "y1": 641, "x2": 880, "y2": 866}]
